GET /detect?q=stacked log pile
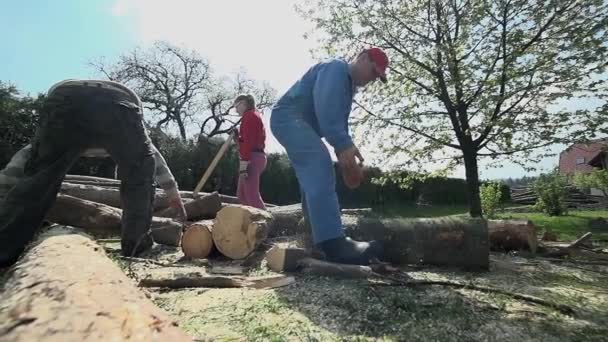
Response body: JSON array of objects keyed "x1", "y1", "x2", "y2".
[
  {"x1": 40, "y1": 175, "x2": 499, "y2": 269},
  {"x1": 511, "y1": 185, "x2": 606, "y2": 209},
  {"x1": 47, "y1": 175, "x2": 277, "y2": 260}
]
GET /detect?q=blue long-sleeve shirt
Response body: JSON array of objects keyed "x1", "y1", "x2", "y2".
[{"x1": 273, "y1": 59, "x2": 356, "y2": 153}]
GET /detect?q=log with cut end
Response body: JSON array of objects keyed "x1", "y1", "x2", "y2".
[
  {"x1": 0, "y1": 226, "x2": 191, "y2": 341},
  {"x1": 212, "y1": 205, "x2": 273, "y2": 259},
  {"x1": 488, "y1": 219, "x2": 538, "y2": 253},
  {"x1": 265, "y1": 245, "x2": 311, "y2": 272},
  {"x1": 156, "y1": 192, "x2": 222, "y2": 220},
  {"x1": 47, "y1": 194, "x2": 183, "y2": 246},
  {"x1": 340, "y1": 215, "x2": 489, "y2": 269},
  {"x1": 181, "y1": 220, "x2": 214, "y2": 259}
]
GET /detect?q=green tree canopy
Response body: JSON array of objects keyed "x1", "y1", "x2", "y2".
[{"x1": 299, "y1": 0, "x2": 608, "y2": 216}]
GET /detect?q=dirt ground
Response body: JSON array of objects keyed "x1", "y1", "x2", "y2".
[{"x1": 103, "y1": 240, "x2": 608, "y2": 342}]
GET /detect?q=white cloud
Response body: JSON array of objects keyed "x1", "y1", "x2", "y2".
[{"x1": 111, "y1": 0, "x2": 324, "y2": 154}]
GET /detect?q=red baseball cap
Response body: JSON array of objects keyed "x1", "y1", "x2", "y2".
[{"x1": 367, "y1": 47, "x2": 389, "y2": 83}]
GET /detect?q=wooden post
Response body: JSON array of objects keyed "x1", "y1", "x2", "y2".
[{"x1": 193, "y1": 138, "x2": 232, "y2": 197}]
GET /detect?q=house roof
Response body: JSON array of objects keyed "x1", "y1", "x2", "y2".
[
  {"x1": 588, "y1": 151, "x2": 606, "y2": 168},
  {"x1": 560, "y1": 138, "x2": 608, "y2": 156}
]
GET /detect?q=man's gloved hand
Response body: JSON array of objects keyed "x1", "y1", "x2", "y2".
[
  {"x1": 239, "y1": 160, "x2": 250, "y2": 179},
  {"x1": 168, "y1": 192, "x2": 187, "y2": 223},
  {"x1": 337, "y1": 145, "x2": 364, "y2": 189}
]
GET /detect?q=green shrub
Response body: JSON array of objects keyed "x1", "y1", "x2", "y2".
[
  {"x1": 480, "y1": 182, "x2": 503, "y2": 218},
  {"x1": 533, "y1": 172, "x2": 568, "y2": 216}
]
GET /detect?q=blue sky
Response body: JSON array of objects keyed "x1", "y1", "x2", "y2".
[
  {"x1": 1, "y1": 0, "x2": 136, "y2": 94},
  {"x1": 0, "y1": 0, "x2": 576, "y2": 179}
]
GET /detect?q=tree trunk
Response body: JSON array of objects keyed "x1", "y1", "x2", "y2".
[
  {"x1": 155, "y1": 192, "x2": 222, "y2": 220},
  {"x1": 0, "y1": 226, "x2": 191, "y2": 341},
  {"x1": 340, "y1": 215, "x2": 489, "y2": 269},
  {"x1": 211, "y1": 205, "x2": 273, "y2": 259},
  {"x1": 47, "y1": 194, "x2": 183, "y2": 246},
  {"x1": 181, "y1": 220, "x2": 214, "y2": 259},
  {"x1": 463, "y1": 149, "x2": 482, "y2": 217}
]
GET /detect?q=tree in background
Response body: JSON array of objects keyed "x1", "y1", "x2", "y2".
[
  {"x1": 0, "y1": 82, "x2": 44, "y2": 167},
  {"x1": 572, "y1": 169, "x2": 608, "y2": 197},
  {"x1": 90, "y1": 41, "x2": 276, "y2": 142},
  {"x1": 533, "y1": 171, "x2": 569, "y2": 216},
  {"x1": 299, "y1": 0, "x2": 608, "y2": 217},
  {"x1": 199, "y1": 71, "x2": 276, "y2": 141},
  {"x1": 91, "y1": 41, "x2": 211, "y2": 141}
]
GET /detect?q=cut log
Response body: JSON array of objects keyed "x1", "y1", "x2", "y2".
[
  {"x1": 340, "y1": 215, "x2": 489, "y2": 269},
  {"x1": 181, "y1": 220, "x2": 214, "y2": 259},
  {"x1": 61, "y1": 182, "x2": 240, "y2": 211},
  {"x1": 156, "y1": 192, "x2": 222, "y2": 220},
  {"x1": 0, "y1": 226, "x2": 191, "y2": 341},
  {"x1": 488, "y1": 219, "x2": 538, "y2": 253},
  {"x1": 60, "y1": 182, "x2": 123, "y2": 208},
  {"x1": 265, "y1": 245, "x2": 312, "y2": 272},
  {"x1": 212, "y1": 205, "x2": 273, "y2": 259},
  {"x1": 47, "y1": 194, "x2": 183, "y2": 246},
  {"x1": 65, "y1": 174, "x2": 120, "y2": 184}
]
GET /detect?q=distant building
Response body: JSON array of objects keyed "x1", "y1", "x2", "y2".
[
  {"x1": 559, "y1": 138, "x2": 608, "y2": 175},
  {"x1": 559, "y1": 138, "x2": 608, "y2": 196}
]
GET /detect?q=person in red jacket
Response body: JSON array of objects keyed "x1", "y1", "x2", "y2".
[{"x1": 233, "y1": 94, "x2": 267, "y2": 209}]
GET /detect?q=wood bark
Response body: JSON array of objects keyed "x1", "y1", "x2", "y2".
[
  {"x1": 0, "y1": 226, "x2": 191, "y2": 342},
  {"x1": 340, "y1": 215, "x2": 489, "y2": 269},
  {"x1": 181, "y1": 220, "x2": 214, "y2": 259},
  {"x1": 488, "y1": 219, "x2": 538, "y2": 253},
  {"x1": 47, "y1": 194, "x2": 183, "y2": 246},
  {"x1": 267, "y1": 204, "x2": 305, "y2": 237},
  {"x1": 212, "y1": 205, "x2": 273, "y2": 259},
  {"x1": 155, "y1": 192, "x2": 222, "y2": 220}
]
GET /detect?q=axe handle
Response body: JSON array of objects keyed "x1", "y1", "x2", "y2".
[{"x1": 193, "y1": 137, "x2": 233, "y2": 197}]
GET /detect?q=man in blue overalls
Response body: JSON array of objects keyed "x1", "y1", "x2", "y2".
[{"x1": 271, "y1": 48, "x2": 389, "y2": 265}]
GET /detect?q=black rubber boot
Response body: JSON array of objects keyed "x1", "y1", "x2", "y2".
[
  {"x1": 317, "y1": 236, "x2": 383, "y2": 265},
  {"x1": 121, "y1": 234, "x2": 153, "y2": 257}
]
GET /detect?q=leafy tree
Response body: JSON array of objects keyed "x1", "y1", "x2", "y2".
[
  {"x1": 533, "y1": 172, "x2": 568, "y2": 216},
  {"x1": 480, "y1": 181, "x2": 503, "y2": 218},
  {"x1": 299, "y1": 0, "x2": 608, "y2": 216},
  {"x1": 91, "y1": 41, "x2": 276, "y2": 142},
  {"x1": 0, "y1": 82, "x2": 44, "y2": 167},
  {"x1": 572, "y1": 169, "x2": 608, "y2": 197}
]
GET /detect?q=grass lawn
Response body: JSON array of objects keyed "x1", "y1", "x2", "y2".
[
  {"x1": 374, "y1": 204, "x2": 608, "y2": 243},
  {"x1": 497, "y1": 210, "x2": 608, "y2": 243}
]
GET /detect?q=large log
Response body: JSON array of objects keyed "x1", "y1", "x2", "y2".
[
  {"x1": 0, "y1": 226, "x2": 191, "y2": 341},
  {"x1": 47, "y1": 194, "x2": 183, "y2": 246},
  {"x1": 155, "y1": 192, "x2": 222, "y2": 220},
  {"x1": 488, "y1": 219, "x2": 538, "y2": 253},
  {"x1": 341, "y1": 215, "x2": 489, "y2": 270},
  {"x1": 212, "y1": 205, "x2": 273, "y2": 259}
]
